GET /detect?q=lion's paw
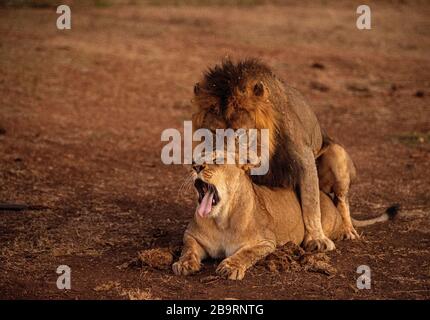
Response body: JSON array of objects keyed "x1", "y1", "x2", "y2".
[
  {"x1": 303, "y1": 235, "x2": 336, "y2": 252},
  {"x1": 172, "y1": 257, "x2": 201, "y2": 276},
  {"x1": 216, "y1": 259, "x2": 246, "y2": 280},
  {"x1": 339, "y1": 226, "x2": 360, "y2": 240}
]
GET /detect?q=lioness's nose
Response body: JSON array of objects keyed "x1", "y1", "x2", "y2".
[{"x1": 192, "y1": 164, "x2": 205, "y2": 173}]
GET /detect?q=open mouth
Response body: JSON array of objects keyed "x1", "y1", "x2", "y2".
[{"x1": 194, "y1": 179, "x2": 220, "y2": 218}]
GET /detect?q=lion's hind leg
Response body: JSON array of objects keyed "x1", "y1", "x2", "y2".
[
  {"x1": 318, "y1": 143, "x2": 359, "y2": 240},
  {"x1": 334, "y1": 193, "x2": 359, "y2": 240}
]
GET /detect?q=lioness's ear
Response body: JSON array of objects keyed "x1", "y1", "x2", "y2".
[
  {"x1": 194, "y1": 82, "x2": 200, "y2": 96},
  {"x1": 253, "y1": 81, "x2": 267, "y2": 98}
]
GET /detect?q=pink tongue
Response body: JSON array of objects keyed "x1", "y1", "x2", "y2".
[{"x1": 197, "y1": 192, "x2": 214, "y2": 218}]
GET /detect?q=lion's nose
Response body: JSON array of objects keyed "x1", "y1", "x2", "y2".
[{"x1": 192, "y1": 164, "x2": 205, "y2": 173}]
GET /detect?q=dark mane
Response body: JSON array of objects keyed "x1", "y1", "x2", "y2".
[
  {"x1": 251, "y1": 131, "x2": 303, "y2": 189},
  {"x1": 202, "y1": 58, "x2": 273, "y2": 111}
]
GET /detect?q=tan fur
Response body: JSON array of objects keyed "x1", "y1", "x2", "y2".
[
  {"x1": 317, "y1": 143, "x2": 359, "y2": 239},
  {"x1": 173, "y1": 163, "x2": 346, "y2": 280},
  {"x1": 192, "y1": 59, "x2": 337, "y2": 252}
]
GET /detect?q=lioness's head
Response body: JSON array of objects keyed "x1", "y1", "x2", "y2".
[{"x1": 191, "y1": 151, "x2": 259, "y2": 218}]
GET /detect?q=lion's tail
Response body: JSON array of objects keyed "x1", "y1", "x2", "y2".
[{"x1": 352, "y1": 204, "x2": 400, "y2": 227}]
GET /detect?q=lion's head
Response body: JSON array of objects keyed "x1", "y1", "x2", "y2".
[
  {"x1": 192, "y1": 58, "x2": 302, "y2": 188},
  {"x1": 192, "y1": 58, "x2": 275, "y2": 133}
]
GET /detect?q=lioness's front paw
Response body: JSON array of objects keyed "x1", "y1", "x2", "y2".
[
  {"x1": 216, "y1": 259, "x2": 246, "y2": 280},
  {"x1": 303, "y1": 235, "x2": 336, "y2": 252},
  {"x1": 339, "y1": 226, "x2": 360, "y2": 240},
  {"x1": 172, "y1": 257, "x2": 201, "y2": 276}
]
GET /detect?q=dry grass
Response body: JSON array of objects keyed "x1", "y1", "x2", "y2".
[{"x1": 120, "y1": 288, "x2": 156, "y2": 300}]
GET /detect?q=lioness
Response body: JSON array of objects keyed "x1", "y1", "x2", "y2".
[{"x1": 173, "y1": 157, "x2": 394, "y2": 280}]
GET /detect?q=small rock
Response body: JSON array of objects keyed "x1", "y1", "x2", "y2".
[
  {"x1": 415, "y1": 90, "x2": 424, "y2": 98},
  {"x1": 311, "y1": 62, "x2": 325, "y2": 70},
  {"x1": 346, "y1": 83, "x2": 370, "y2": 93},
  {"x1": 310, "y1": 81, "x2": 330, "y2": 92}
]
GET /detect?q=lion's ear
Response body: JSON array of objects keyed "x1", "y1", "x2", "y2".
[
  {"x1": 194, "y1": 82, "x2": 200, "y2": 96},
  {"x1": 240, "y1": 153, "x2": 261, "y2": 174},
  {"x1": 253, "y1": 81, "x2": 268, "y2": 98}
]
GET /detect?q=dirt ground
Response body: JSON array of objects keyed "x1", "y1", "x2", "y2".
[{"x1": 1, "y1": 1, "x2": 429, "y2": 299}]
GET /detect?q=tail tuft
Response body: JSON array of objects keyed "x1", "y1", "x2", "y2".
[{"x1": 386, "y1": 204, "x2": 400, "y2": 220}]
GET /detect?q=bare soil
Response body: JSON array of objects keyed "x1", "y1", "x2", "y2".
[{"x1": 0, "y1": 1, "x2": 429, "y2": 299}]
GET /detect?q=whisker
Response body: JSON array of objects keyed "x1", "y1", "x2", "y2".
[{"x1": 176, "y1": 170, "x2": 195, "y2": 200}]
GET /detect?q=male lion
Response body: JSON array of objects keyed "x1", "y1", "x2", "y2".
[
  {"x1": 172, "y1": 155, "x2": 396, "y2": 280},
  {"x1": 192, "y1": 58, "x2": 337, "y2": 251}
]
